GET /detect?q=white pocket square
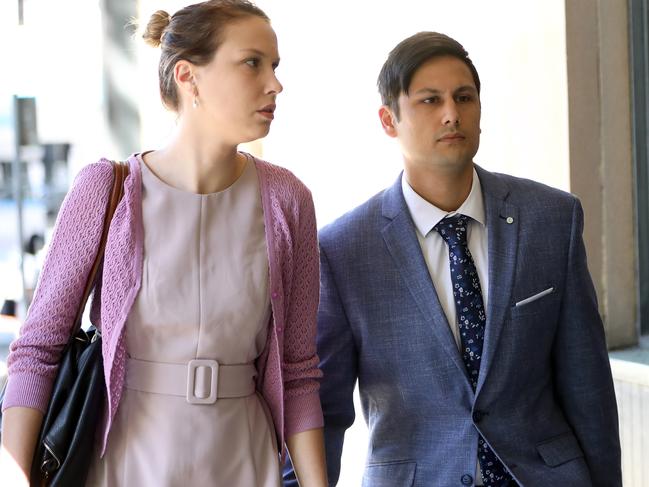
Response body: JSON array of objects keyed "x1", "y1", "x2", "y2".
[{"x1": 515, "y1": 287, "x2": 555, "y2": 307}]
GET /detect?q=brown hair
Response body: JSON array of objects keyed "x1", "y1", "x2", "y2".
[
  {"x1": 142, "y1": 0, "x2": 270, "y2": 111},
  {"x1": 378, "y1": 32, "x2": 481, "y2": 120}
]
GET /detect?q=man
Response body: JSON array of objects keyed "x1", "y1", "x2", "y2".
[{"x1": 285, "y1": 32, "x2": 621, "y2": 487}]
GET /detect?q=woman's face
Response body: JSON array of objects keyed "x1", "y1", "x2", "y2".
[{"x1": 190, "y1": 15, "x2": 282, "y2": 144}]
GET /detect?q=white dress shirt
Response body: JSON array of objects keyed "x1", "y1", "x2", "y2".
[
  {"x1": 401, "y1": 169, "x2": 489, "y2": 348},
  {"x1": 401, "y1": 168, "x2": 488, "y2": 485}
]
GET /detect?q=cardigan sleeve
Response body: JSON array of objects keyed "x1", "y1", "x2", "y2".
[
  {"x1": 281, "y1": 182, "x2": 324, "y2": 438},
  {"x1": 2, "y1": 161, "x2": 113, "y2": 413}
]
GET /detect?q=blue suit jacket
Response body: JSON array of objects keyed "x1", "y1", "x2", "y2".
[{"x1": 284, "y1": 166, "x2": 621, "y2": 487}]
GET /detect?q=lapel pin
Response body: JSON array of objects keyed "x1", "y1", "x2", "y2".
[{"x1": 506, "y1": 216, "x2": 514, "y2": 224}]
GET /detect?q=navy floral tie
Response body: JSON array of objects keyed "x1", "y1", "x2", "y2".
[{"x1": 434, "y1": 214, "x2": 515, "y2": 487}]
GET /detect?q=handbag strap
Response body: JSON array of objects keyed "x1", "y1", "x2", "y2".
[{"x1": 71, "y1": 161, "x2": 129, "y2": 332}]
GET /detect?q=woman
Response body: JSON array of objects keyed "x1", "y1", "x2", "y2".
[{"x1": 0, "y1": 1, "x2": 327, "y2": 485}]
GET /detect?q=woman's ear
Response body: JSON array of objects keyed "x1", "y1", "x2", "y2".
[{"x1": 174, "y1": 60, "x2": 197, "y2": 104}]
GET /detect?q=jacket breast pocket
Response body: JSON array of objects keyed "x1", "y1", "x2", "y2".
[
  {"x1": 362, "y1": 460, "x2": 416, "y2": 487},
  {"x1": 536, "y1": 432, "x2": 585, "y2": 467},
  {"x1": 511, "y1": 285, "x2": 558, "y2": 318}
]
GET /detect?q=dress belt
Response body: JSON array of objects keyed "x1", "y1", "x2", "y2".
[{"x1": 125, "y1": 358, "x2": 257, "y2": 405}]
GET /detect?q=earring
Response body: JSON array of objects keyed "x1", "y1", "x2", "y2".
[{"x1": 192, "y1": 81, "x2": 199, "y2": 109}]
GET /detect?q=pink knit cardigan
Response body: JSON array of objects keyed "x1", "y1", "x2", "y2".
[{"x1": 3, "y1": 154, "x2": 324, "y2": 458}]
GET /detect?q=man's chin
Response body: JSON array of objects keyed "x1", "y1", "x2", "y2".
[{"x1": 427, "y1": 158, "x2": 474, "y2": 173}]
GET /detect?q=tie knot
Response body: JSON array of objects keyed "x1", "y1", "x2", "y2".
[{"x1": 433, "y1": 214, "x2": 470, "y2": 248}]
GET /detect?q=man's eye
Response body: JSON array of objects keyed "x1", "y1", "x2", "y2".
[
  {"x1": 457, "y1": 94, "x2": 473, "y2": 103},
  {"x1": 423, "y1": 97, "x2": 439, "y2": 104}
]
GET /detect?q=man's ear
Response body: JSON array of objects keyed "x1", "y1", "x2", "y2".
[
  {"x1": 174, "y1": 60, "x2": 197, "y2": 99},
  {"x1": 379, "y1": 105, "x2": 398, "y2": 138}
]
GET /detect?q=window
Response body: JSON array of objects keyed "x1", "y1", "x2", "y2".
[{"x1": 629, "y1": 0, "x2": 649, "y2": 335}]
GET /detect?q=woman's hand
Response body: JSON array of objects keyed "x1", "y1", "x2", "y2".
[
  {"x1": 0, "y1": 406, "x2": 44, "y2": 486},
  {"x1": 0, "y1": 445, "x2": 30, "y2": 487},
  {"x1": 286, "y1": 427, "x2": 328, "y2": 487}
]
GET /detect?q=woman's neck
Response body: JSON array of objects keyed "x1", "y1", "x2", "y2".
[{"x1": 143, "y1": 119, "x2": 247, "y2": 194}]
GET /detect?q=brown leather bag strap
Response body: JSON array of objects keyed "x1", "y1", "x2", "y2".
[{"x1": 71, "y1": 161, "x2": 129, "y2": 332}]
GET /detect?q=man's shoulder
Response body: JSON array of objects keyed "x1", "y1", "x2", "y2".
[
  {"x1": 482, "y1": 168, "x2": 578, "y2": 210},
  {"x1": 319, "y1": 188, "x2": 386, "y2": 247}
]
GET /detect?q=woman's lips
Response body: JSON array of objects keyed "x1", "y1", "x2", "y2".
[
  {"x1": 257, "y1": 111, "x2": 274, "y2": 120},
  {"x1": 257, "y1": 104, "x2": 276, "y2": 120}
]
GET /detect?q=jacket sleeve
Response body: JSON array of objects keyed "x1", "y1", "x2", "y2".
[
  {"x1": 552, "y1": 197, "x2": 622, "y2": 487},
  {"x1": 281, "y1": 185, "x2": 324, "y2": 438},
  {"x1": 2, "y1": 162, "x2": 113, "y2": 413},
  {"x1": 319, "y1": 244, "x2": 359, "y2": 486}
]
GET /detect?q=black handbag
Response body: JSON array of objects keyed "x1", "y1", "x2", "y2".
[{"x1": 0, "y1": 161, "x2": 128, "y2": 486}]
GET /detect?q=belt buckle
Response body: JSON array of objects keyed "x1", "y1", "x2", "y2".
[{"x1": 186, "y1": 359, "x2": 219, "y2": 404}]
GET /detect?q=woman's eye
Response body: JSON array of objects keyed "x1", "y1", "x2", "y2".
[{"x1": 245, "y1": 58, "x2": 260, "y2": 68}]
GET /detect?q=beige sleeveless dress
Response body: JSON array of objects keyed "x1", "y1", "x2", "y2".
[{"x1": 86, "y1": 153, "x2": 281, "y2": 486}]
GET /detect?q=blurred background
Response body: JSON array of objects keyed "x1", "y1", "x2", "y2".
[{"x1": 0, "y1": 0, "x2": 647, "y2": 485}]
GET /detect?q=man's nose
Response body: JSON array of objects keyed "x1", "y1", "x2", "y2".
[{"x1": 442, "y1": 101, "x2": 460, "y2": 126}]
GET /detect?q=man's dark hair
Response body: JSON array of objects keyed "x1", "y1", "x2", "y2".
[{"x1": 377, "y1": 32, "x2": 481, "y2": 119}]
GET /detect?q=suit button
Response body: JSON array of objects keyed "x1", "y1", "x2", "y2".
[
  {"x1": 461, "y1": 474, "x2": 473, "y2": 485},
  {"x1": 473, "y1": 410, "x2": 485, "y2": 423}
]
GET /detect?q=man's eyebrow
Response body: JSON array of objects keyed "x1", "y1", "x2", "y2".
[
  {"x1": 413, "y1": 88, "x2": 441, "y2": 95},
  {"x1": 412, "y1": 85, "x2": 478, "y2": 95},
  {"x1": 455, "y1": 85, "x2": 478, "y2": 94}
]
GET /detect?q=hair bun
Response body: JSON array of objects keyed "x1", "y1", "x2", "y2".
[{"x1": 142, "y1": 10, "x2": 171, "y2": 47}]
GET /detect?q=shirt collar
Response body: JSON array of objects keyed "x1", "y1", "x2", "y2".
[{"x1": 401, "y1": 168, "x2": 486, "y2": 237}]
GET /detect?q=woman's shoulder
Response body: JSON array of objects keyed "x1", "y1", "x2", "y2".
[
  {"x1": 250, "y1": 154, "x2": 312, "y2": 200},
  {"x1": 61, "y1": 158, "x2": 116, "y2": 211},
  {"x1": 73, "y1": 157, "x2": 114, "y2": 186}
]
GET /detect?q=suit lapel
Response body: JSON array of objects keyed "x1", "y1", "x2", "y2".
[
  {"x1": 381, "y1": 174, "x2": 469, "y2": 380},
  {"x1": 475, "y1": 165, "x2": 519, "y2": 396}
]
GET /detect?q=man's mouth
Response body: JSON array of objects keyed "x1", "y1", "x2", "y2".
[{"x1": 438, "y1": 132, "x2": 465, "y2": 142}]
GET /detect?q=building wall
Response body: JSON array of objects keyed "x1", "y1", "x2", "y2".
[{"x1": 135, "y1": 0, "x2": 571, "y2": 226}]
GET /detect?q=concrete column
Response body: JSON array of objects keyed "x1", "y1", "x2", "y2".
[
  {"x1": 101, "y1": 0, "x2": 141, "y2": 156},
  {"x1": 565, "y1": 0, "x2": 638, "y2": 348}
]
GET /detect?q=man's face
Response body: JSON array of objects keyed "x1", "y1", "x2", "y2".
[{"x1": 381, "y1": 55, "x2": 481, "y2": 173}]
